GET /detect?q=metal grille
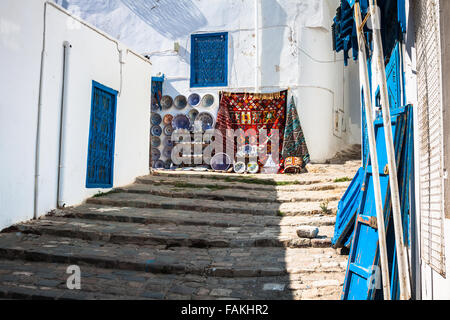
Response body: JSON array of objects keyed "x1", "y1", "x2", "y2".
[
  {"x1": 86, "y1": 82, "x2": 117, "y2": 188},
  {"x1": 190, "y1": 33, "x2": 228, "y2": 87},
  {"x1": 414, "y1": 0, "x2": 446, "y2": 277}
]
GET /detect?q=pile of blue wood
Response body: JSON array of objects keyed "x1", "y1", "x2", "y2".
[{"x1": 332, "y1": 105, "x2": 413, "y2": 300}]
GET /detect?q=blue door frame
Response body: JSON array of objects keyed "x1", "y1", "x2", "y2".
[{"x1": 86, "y1": 81, "x2": 118, "y2": 188}]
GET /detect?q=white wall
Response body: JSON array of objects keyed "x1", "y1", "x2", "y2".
[
  {"x1": 56, "y1": 0, "x2": 361, "y2": 163},
  {"x1": 0, "y1": 1, "x2": 152, "y2": 230}
]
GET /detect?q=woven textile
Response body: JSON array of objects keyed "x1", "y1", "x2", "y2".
[
  {"x1": 219, "y1": 90, "x2": 287, "y2": 169},
  {"x1": 281, "y1": 97, "x2": 310, "y2": 169}
]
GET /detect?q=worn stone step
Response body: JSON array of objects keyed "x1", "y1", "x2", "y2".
[
  {"x1": 0, "y1": 233, "x2": 347, "y2": 278},
  {"x1": 87, "y1": 192, "x2": 338, "y2": 216},
  {"x1": 57, "y1": 204, "x2": 337, "y2": 228},
  {"x1": 118, "y1": 183, "x2": 342, "y2": 204},
  {"x1": 13, "y1": 217, "x2": 334, "y2": 249},
  {"x1": 0, "y1": 259, "x2": 343, "y2": 300},
  {"x1": 137, "y1": 175, "x2": 350, "y2": 193}
]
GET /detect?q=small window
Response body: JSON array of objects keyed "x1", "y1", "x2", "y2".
[{"x1": 190, "y1": 32, "x2": 228, "y2": 87}]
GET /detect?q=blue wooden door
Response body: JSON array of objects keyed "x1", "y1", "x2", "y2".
[
  {"x1": 342, "y1": 107, "x2": 407, "y2": 300},
  {"x1": 86, "y1": 81, "x2": 118, "y2": 188},
  {"x1": 386, "y1": 43, "x2": 402, "y2": 112}
]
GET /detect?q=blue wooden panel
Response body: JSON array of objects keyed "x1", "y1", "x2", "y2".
[
  {"x1": 342, "y1": 107, "x2": 407, "y2": 300},
  {"x1": 386, "y1": 43, "x2": 402, "y2": 112},
  {"x1": 190, "y1": 32, "x2": 228, "y2": 87},
  {"x1": 86, "y1": 81, "x2": 118, "y2": 188},
  {"x1": 332, "y1": 167, "x2": 364, "y2": 248}
]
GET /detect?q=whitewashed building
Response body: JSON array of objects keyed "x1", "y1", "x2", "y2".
[{"x1": 0, "y1": 1, "x2": 152, "y2": 230}]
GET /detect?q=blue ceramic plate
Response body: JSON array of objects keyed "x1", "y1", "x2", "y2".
[
  {"x1": 201, "y1": 94, "x2": 214, "y2": 108},
  {"x1": 188, "y1": 93, "x2": 201, "y2": 107},
  {"x1": 151, "y1": 125, "x2": 162, "y2": 137},
  {"x1": 163, "y1": 146, "x2": 173, "y2": 159},
  {"x1": 174, "y1": 95, "x2": 188, "y2": 110},
  {"x1": 210, "y1": 153, "x2": 232, "y2": 171},
  {"x1": 153, "y1": 160, "x2": 165, "y2": 169},
  {"x1": 160, "y1": 96, "x2": 173, "y2": 110},
  {"x1": 233, "y1": 161, "x2": 246, "y2": 174},
  {"x1": 188, "y1": 108, "x2": 199, "y2": 125},
  {"x1": 151, "y1": 136, "x2": 161, "y2": 148},
  {"x1": 151, "y1": 113, "x2": 162, "y2": 126},
  {"x1": 164, "y1": 137, "x2": 174, "y2": 147},
  {"x1": 151, "y1": 148, "x2": 161, "y2": 161},
  {"x1": 172, "y1": 114, "x2": 190, "y2": 130},
  {"x1": 194, "y1": 112, "x2": 215, "y2": 132},
  {"x1": 164, "y1": 124, "x2": 174, "y2": 136}
]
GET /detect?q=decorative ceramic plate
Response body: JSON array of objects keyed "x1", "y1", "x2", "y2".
[
  {"x1": 188, "y1": 108, "x2": 199, "y2": 125},
  {"x1": 164, "y1": 159, "x2": 172, "y2": 170},
  {"x1": 151, "y1": 113, "x2": 162, "y2": 126},
  {"x1": 151, "y1": 125, "x2": 162, "y2": 137},
  {"x1": 247, "y1": 162, "x2": 259, "y2": 174},
  {"x1": 162, "y1": 146, "x2": 173, "y2": 159},
  {"x1": 172, "y1": 114, "x2": 190, "y2": 130},
  {"x1": 201, "y1": 94, "x2": 215, "y2": 108},
  {"x1": 194, "y1": 112, "x2": 215, "y2": 132},
  {"x1": 153, "y1": 160, "x2": 165, "y2": 169},
  {"x1": 160, "y1": 96, "x2": 173, "y2": 110},
  {"x1": 151, "y1": 101, "x2": 160, "y2": 111},
  {"x1": 210, "y1": 153, "x2": 232, "y2": 171},
  {"x1": 188, "y1": 93, "x2": 201, "y2": 107},
  {"x1": 151, "y1": 148, "x2": 161, "y2": 161},
  {"x1": 151, "y1": 136, "x2": 161, "y2": 148},
  {"x1": 163, "y1": 114, "x2": 173, "y2": 125},
  {"x1": 233, "y1": 161, "x2": 246, "y2": 174},
  {"x1": 174, "y1": 95, "x2": 188, "y2": 110},
  {"x1": 163, "y1": 124, "x2": 174, "y2": 136},
  {"x1": 164, "y1": 137, "x2": 174, "y2": 147}
]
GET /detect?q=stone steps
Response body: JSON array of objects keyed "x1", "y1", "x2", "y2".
[
  {"x1": 12, "y1": 217, "x2": 334, "y2": 249},
  {"x1": 59, "y1": 204, "x2": 337, "y2": 228},
  {"x1": 136, "y1": 175, "x2": 350, "y2": 193},
  {"x1": 87, "y1": 192, "x2": 338, "y2": 216},
  {"x1": 0, "y1": 233, "x2": 347, "y2": 278},
  {"x1": 118, "y1": 183, "x2": 343, "y2": 203},
  {"x1": 0, "y1": 258, "x2": 343, "y2": 300}
]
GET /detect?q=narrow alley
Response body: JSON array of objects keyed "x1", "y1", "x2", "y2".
[{"x1": 0, "y1": 161, "x2": 358, "y2": 300}]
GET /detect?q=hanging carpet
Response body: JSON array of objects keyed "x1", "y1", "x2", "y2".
[
  {"x1": 281, "y1": 97, "x2": 310, "y2": 172},
  {"x1": 219, "y1": 90, "x2": 288, "y2": 171}
]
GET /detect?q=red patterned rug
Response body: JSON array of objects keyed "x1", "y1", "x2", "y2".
[{"x1": 218, "y1": 90, "x2": 288, "y2": 170}]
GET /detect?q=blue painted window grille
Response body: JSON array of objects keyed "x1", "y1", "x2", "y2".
[
  {"x1": 86, "y1": 81, "x2": 118, "y2": 188},
  {"x1": 190, "y1": 32, "x2": 228, "y2": 87}
]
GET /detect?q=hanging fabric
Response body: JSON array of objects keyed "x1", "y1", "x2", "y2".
[{"x1": 281, "y1": 97, "x2": 310, "y2": 172}]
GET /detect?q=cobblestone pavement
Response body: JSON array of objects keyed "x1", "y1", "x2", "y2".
[{"x1": 0, "y1": 161, "x2": 359, "y2": 300}]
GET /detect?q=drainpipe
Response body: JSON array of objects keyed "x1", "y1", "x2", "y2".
[
  {"x1": 255, "y1": 0, "x2": 261, "y2": 93},
  {"x1": 57, "y1": 41, "x2": 72, "y2": 208},
  {"x1": 34, "y1": 3, "x2": 48, "y2": 219}
]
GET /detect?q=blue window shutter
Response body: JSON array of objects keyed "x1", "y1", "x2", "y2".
[
  {"x1": 190, "y1": 32, "x2": 228, "y2": 87},
  {"x1": 86, "y1": 81, "x2": 118, "y2": 188}
]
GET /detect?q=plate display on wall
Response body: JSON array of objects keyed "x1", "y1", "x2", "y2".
[
  {"x1": 163, "y1": 124, "x2": 174, "y2": 136},
  {"x1": 188, "y1": 108, "x2": 199, "y2": 125},
  {"x1": 194, "y1": 112, "x2": 215, "y2": 132},
  {"x1": 153, "y1": 160, "x2": 165, "y2": 169},
  {"x1": 210, "y1": 153, "x2": 232, "y2": 171},
  {"x1": 172, "y1": 114, "x2": 190, "y2": 130},
  {"x1": 163, "y1": 114, "x2": 173, "y2": 125},
  {"x1": 201, "y1": 94, "x2": 215, "y2": 108},
  {"x1": 174, "y1": 95, "x2": 188, "y2": 110},
  {"x1": 151, "y1": 148, "x2": 161, "y2": 161},
  {"x1": 233, "y1": 161, "x2": 246, "y2": 174},
  {"x1": 151, "y1": 136, "x2": 161, "y2": 148},
  {"x1": 151, "y1": 113, "x2": 162, "y2": 126},
  {"x1": 247, "y1": 162, "x2": 259, "y2": 174},
  {"x1": 188, "y1": 93, "x2": 201, "y2": 107},
  {"x1": 151, "y1": 125, "x2": 162, "y2": 137},
  {"x1": 160, "y1": 96, "x2": 173, "y2": 110},
  {"x1": 162, "y1": 146, "x2": 173, "y2": 159}
]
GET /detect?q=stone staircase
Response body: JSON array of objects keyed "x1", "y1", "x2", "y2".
[{"x1": 0, "y1": 161, "x2": 359, "y2": 300}]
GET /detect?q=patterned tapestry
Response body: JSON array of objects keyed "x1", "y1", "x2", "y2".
[
  {"x1": 281, "y1": 97, "x2": 310, "y2": 171},
  {"x1": 219, "y1": 90, "x2": 288, "y2": 170}
]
